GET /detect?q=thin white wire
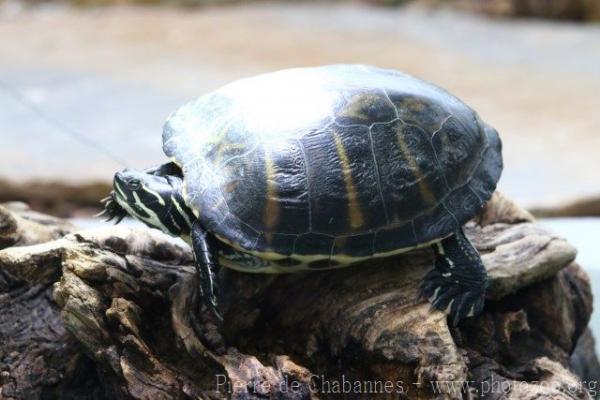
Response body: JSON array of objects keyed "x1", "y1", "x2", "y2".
[{"x1": 0, "y1": 79, "x2": 129, "y2": 167}]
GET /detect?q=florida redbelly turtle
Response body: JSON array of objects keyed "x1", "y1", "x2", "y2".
[{"x1": 103, "y1": 64, "x2": 503, "y2": 323}]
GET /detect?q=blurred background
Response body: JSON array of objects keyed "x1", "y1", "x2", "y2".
[{"x1": 1, "y1": 0, "x2": 599, "y2": 340}]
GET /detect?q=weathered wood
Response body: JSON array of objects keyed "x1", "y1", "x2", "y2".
[
  {"x1": 0, "y1": 203, "x2": 105, "y2": 400},
  {"x1": 571, "y1": 328, "x2": 600, "y2": 385},
  {"x1": 0, "y1": 195, "x2": 598, "y2": 399},
  {"x1": 0, "y1": 202, "x2": 73, "y2": 250},
  {"x1": 531, "y1": 195, "x2": 600, "y2": 218},
  {"x1": 1, "y1": 224, "x2": 313, "y2": 399},
  {"x1": 437, "y1": 0, "x2": 600, "y2": 22}
]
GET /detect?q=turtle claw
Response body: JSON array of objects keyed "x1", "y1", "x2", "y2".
[
  {"x1": 99, "y1": 193, "x2": 128, "y2": 224},
  {"x1": 210, "y1": 302, "x2": 224, "y2": 322},
  {"x1": 448, "y1": 292, "x2": 474, "y2": 327},
  {"x1": 423, "y1": 230, "x2": 488, "y2": 325},
  {"x1": 425, "y1": 285, "x2": 483, "y2": 326},
  {"x1": 94, "y1": 209, "x2": 108, "y2": 218}
]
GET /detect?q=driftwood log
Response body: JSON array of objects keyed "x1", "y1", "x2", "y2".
[
  {"x1": 438, "y1": 0, "x2": 600, "y2": 22},
  {"x1": 0, "y1": 193, "x2": 598, "y2": 399}
]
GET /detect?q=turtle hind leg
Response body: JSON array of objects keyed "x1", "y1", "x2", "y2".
[{"x1": 420, "y1": 228, "x2": 488, "y2": 326}]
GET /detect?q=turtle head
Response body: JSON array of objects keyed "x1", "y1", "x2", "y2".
[{"x1": 102, "y1": 168, "x2": 194, "y2": 237}]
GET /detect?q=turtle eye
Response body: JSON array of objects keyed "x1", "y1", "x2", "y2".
[{"x1": 128, "y1": 179, "x2": 141, "y2": 190}]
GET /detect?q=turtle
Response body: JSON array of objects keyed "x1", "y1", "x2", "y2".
[{"x1": 102, "y1": 64, "x2": 503, "y2": 324}]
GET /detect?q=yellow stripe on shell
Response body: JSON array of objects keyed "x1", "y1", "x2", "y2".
[
  {"x1": 263, "y1": 150, "x2": 280, "y2": 230},
  {"x1": 394, "y1": 124, "x2": 436, "y2": 205},
  {"x1": 332, "y1": 130, "x2": 364, "y2": 230}
]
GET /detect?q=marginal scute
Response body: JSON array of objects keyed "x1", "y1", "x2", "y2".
[
  {"x1": 374, "y1": 220, "x2": 417, "y2": 254},
  {"x1": 445, "y1": 183, "x2": 486, "y2": 221},
  {"x1": 413, "y1": 201, "x2": 459, "y2": 244},
  {"x1": 293, "y1": 232, "x2": 334, "y2": 256},
  {"x1": 164, "y1": 64, "x2": 503, "y2": 257},
  {"x1": 475, "y1": 122, "x2": 504, "y2": 194},
  {"x1": 307, "y1": 258, "x2": 341, "y2": 269},
  {"x1": 256, "y1": 232, "x2": 297, "y2": 257},
  {"x1": 332, "y1": 232, "x2": 375, "y2": 258},
  {"x1": 207, "y1": 213, "x2": 259, "y2": 252},
  {"x1": 272, "y1": 257, "x2": 303, "y2": 268}
]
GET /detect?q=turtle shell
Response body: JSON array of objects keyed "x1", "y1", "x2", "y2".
[{"x1": 162, "y1": 64, "x2": 502, "y2": 258}]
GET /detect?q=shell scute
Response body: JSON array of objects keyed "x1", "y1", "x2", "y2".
[
  {"x1": 374, "y1": 221, "x2": 417, "y2": 254},
  {"x1": 370, "y1": 120, "x2": 446, "y2": 223},
  {"x1": 389, "y1": 93, "x2": 453, "y2": 134},
  {"x1": 332, "y1": 233, "x2": 375, "y2": 258},
  {"x1": 432, "y1": 116, "x2": 483, "y2": 187},
  {"x1": 292, "y1": 232, "x2": 335, "y2": 256},
  {"x1": 300, "y1": 127, "x2": 349, "y2": 235},
  {"x1": 335, "y1": 89, "x2": 398, "y2": 126},
  {"x1": 412, "y1": 203, "x2": 459, "y2": 244}
]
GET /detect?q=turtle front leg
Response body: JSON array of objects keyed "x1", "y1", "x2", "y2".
[
  {"x1": 421, "y1": 228, "x2": 488, "y2": 325},
  {"x1": 191, "y1": 221, "x2": 223, "y2": 322}
]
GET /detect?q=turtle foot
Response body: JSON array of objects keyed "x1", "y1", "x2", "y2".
[
  {"x1": 421, "y1": 271, "x2": 486, "y2": 326},
  {"x1": 422, "y1": 228, "x2": 488, "y2": 325}
]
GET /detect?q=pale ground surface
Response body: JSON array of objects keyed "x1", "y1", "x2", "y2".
[{"x1": 1, "y1": 2, "x2": 600, "y2": 207}]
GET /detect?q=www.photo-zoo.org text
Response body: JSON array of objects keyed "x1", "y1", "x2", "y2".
[{"x1": 215, "y1": 374, "x2": 599, "y2": 396}]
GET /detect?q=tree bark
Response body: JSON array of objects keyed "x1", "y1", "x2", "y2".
[{"x1": 0, "y1": 193, "x2": 598, "y2": 399}]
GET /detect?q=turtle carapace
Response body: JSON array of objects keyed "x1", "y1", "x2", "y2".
[{"x1": 103, "y1": 64, "x2": 503, "y2": 324}]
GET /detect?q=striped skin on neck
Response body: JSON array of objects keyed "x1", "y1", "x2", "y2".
[{"x1": 113, "y1": 171, "x2": 195, "y2": 238}]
